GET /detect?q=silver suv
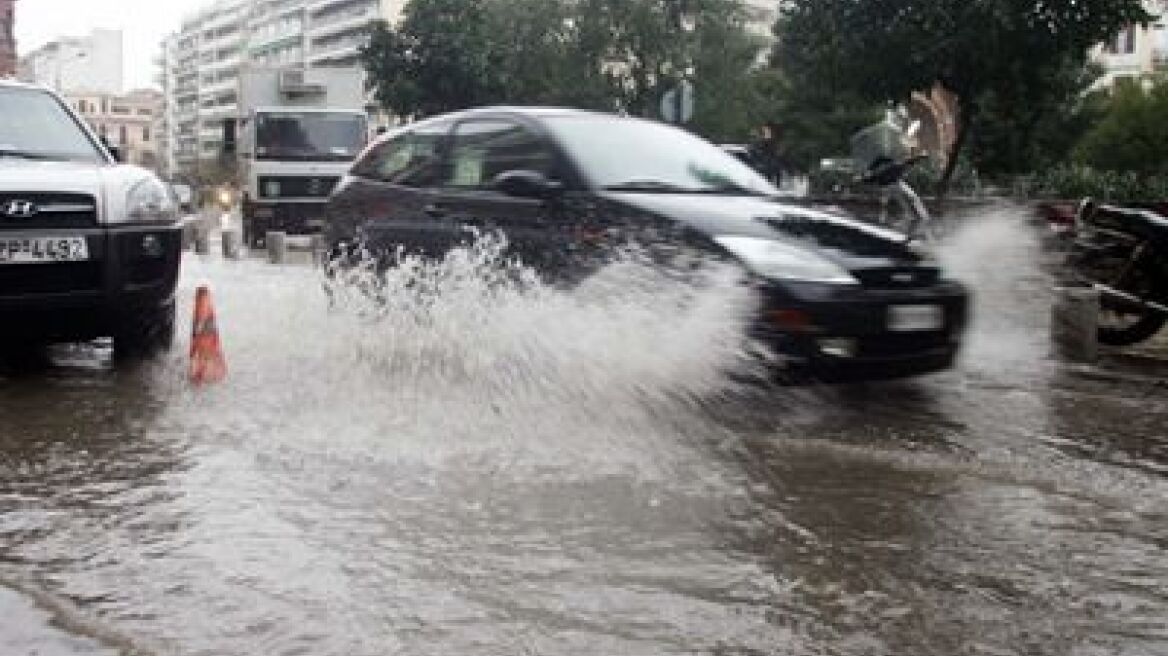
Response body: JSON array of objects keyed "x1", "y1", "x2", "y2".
[{"x1": 0, "y1": 81, "x2": 182, "y2": 358}]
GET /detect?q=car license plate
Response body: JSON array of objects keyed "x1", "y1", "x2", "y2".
[
  {"x1": 0, "y1": 237, "x2": 89, "y2": 264},
  {"x1": 888, "y1": 304, "x2": 944, "y2": 332}
]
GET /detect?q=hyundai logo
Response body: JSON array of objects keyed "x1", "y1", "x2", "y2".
[{"x1": 1, "y1": 200, "x2": 39, "y2": 219}]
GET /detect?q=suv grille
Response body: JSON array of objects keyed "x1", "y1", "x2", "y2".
[
  {"x1": 0, "y1": 193, "x2": 98, "y2": 229},
  {"x1": 257, "y1": 176, "x2": 340, "y2": 199}
]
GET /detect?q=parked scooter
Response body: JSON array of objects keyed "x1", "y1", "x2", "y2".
[{"x1": 1069, "y1": 199, "x2": 1168, "y2": 346}]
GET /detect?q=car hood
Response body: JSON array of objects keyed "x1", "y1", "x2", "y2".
[
  {"x1": 0, "y1": 159, "x2": 161, "y2": 224},
  {"x1": 0, "y1": 159, "x2": 104, "y2": 195},
  {"x1": 599, "y1": 191, "x2": 926, "y2": 269}
]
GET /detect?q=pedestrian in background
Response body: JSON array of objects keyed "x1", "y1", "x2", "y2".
[{"x1": 748, "y1": 121, "x2": 786, "y2": 187}]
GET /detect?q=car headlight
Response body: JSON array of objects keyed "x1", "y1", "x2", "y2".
[
  {"x1": 714, "y1": 235, "x2": 858, "y2": 284},
  {"x1": 127, "y1": 177, "x2": 179, "y2": 223}
]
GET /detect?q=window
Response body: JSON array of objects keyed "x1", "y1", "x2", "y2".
[
  {"x1": 143, "y1": 126, "x2": 151, "y2": 142},
  {"x1": 444, "y1": 120, "x2": 555, "y2": 189},
  {"x1": 0, "y1": 88, "x2": 104, "y2": 163},
  {"x1": 542, "y1": 115, "x2": 776, "y2": 195},
  {"x1": 119, "y1": 125, "x2": 128, "y2": 145},
  {"x1": 352, "y1": 120, "x2": 450, "y2": 187}
]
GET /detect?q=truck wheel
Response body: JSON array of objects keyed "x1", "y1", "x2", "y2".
[{"x1": 113, "y1": 300, "x2": 176, "y2": 361}]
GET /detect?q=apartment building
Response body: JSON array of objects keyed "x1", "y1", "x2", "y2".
[
  {"x1": 0, "y1": 0, "x2": 15, "y2": 78},
  {"x1": 1094, "y1": 0, "x2": 1168, "y2": 88},
  {"x1": 65, "y1": 89, "x2": 163, "y2": 170},
  {"x1": 18, "y1": 28, "x2": 123, "y2": 94},
  {"x1": 160, "y1": 0, "x2": 406, "y2": 179}
]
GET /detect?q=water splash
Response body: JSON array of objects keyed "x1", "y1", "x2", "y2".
[{"x1": 167, "y1": 238, "x2": 762, "y2": 475}]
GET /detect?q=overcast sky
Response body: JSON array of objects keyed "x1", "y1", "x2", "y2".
[{"x1": 14, "y1": 0, "x2": 210, "y2": 90}]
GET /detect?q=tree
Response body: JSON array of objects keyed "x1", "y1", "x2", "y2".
[
  {"x1": 1075, "y1": 77, "x2": 1168, "y2": 177},
  {"x1": 773, "y1": 0, "x2": 1151, "y2": 190},
  {"x1": 359, "y1": 0, "x2": 768, "y2": 139},
  {"x1": 361, "y1": 0, "x2": 502, "y2": 118}
]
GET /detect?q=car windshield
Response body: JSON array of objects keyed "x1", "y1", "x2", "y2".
[
  {"x1": 543, "y1": 115, "x2": 778, "y2": 196},
  {"x1": 0, "y1": 87, "x2": 104, "y2": 163},
  {"x1": 255, "y1": 112, "x2": 368, "y2": 161}
]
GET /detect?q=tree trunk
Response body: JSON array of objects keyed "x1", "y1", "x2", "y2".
[{"x1": 939, "y1": 101, "x2": 975, "y2": 199}]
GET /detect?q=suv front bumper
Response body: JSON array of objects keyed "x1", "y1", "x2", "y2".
[{"x1": 0, "y1": 225, "x2": 182, "y2": 341}]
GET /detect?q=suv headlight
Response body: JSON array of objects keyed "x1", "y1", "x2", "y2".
[
  {"x1": 127, "y1": 177, "x2": 179, "y2": 223},
  {"x1": 714, "y1": 235, "x2": 858, "y2": 284}
]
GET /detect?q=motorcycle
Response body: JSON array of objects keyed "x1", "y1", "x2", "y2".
[{"x1": 1069, "y1": 199, "x2": 1168, "y2": 346}]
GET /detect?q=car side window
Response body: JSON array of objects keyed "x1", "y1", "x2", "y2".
[
  {"x1": 445, "y1": 120, "x2": 555, "y2": 190},
  {"x1": 352, "y1": 122, "x2": 449, "y2": 187}
]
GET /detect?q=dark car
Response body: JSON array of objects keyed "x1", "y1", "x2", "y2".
[
  {"x1": 324, "y1": 107, "x2": 968, "y2": 381},
  {"x1": 0, "y1": 81, "x2": 182, "y2": 358}
]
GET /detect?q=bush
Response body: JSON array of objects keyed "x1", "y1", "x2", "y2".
[{"x1": 1022, "y1": 165, "x2": 1168, "y2": 202}]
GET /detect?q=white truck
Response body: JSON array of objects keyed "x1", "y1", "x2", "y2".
[{"x1": 231, "y1": 67, "x2": 370, "y2": 247}]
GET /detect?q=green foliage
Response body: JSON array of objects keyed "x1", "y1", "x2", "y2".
[
  {"x1": 772, "y1": 0, "x2": 1151, "y2": 186},
  {"x1": 970, "y1": 59, "x2": 1107, "y2": 175},
  {"x1": 360, "y1": 0, "x2": 769, "y2": 141},
  {"x1": 361, "y1": 0, "x2": 501, "y2": 119},
  {"x1": 1074, "y1": 78, "x2": 1168, "y2": 177},
  {"x1": 1023, "y1": 165, "x2": 1168, "y2": 202}
]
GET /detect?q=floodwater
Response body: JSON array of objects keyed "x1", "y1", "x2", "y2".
[{"x1": 0, "y1": 207, "x2": 1166, "y2": 656}]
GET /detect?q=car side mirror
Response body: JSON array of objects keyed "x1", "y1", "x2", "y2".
[
  {"x1": 491, "y1": 170, "x2": 562, "y2": 200},
  {"x1": 100, "y1": 136, "x2": 123, "y2": 163}
]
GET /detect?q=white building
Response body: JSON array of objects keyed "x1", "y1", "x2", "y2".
[
  {"x1": 1093, "y1": 0, "x2": 1168, "y2": 88},
  {"x1": 18, "y1": 28, "x2": 123, "y2": 94},
  {"x1": 160, "y1": 0, "x2": 405, "y2": 179}
]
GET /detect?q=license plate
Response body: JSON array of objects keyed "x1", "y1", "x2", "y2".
[
  {"x1": 0, "y1": 237, "x2": 90, "y2": 264},
  {"x1": 888, "y1": 304, "x2": 944, "y2": 332}
]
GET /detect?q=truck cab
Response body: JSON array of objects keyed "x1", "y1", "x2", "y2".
[{"x1": 234, "y1": 68, "x2": 370, "y2": 247}]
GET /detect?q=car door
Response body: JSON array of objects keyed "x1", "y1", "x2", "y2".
[
  {"x1": 329, "y1": 119, "x2": 456, "y2": 258},
  {"x1": 429, "y1": 118, "x2": 569, "y2": 271}
]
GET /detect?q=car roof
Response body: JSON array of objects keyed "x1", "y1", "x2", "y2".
[{"x1": 375, "y1": 106, "x2": 646, "y2": 142}]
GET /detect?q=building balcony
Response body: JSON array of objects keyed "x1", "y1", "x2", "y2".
[
  {"x1": 175, "y1": 87, "x2": 200, "y2": 102},
  {"x1": 308, "y1": 36, "x2": 368, "y2": 64},
  {"x1": 201, "y1": 103, "x2": 239, "y2": 120},
  {"x1": 204, "y1": 54, "x2": 243, "y2": 72},
  {"x1": 307, "y1": 0, "x2": 367, "y2": 15},
  {"x1": 310, "y1": 6, "x2": 377, "y2": 39},
  {"x1": 198, "y1": 32, "x2": 244, "y2": 55},
  {"x1": 199, "y1": 77, "x2": 238, "y2": 97},
  {"x1": 250, "y1": 26, "x2": 303, "y2": 49}
]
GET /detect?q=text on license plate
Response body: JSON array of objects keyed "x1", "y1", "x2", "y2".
[
  {"x1": 887, "y1": 304, "x2": 944, "y2": 332},
  {"x1": 0, "y1": 237, "x2": 89, "y2": 264}
]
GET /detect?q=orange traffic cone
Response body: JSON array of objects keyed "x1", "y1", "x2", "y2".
[{"x1": 189, "y1": 285, "x2": 227, "y2": 385}]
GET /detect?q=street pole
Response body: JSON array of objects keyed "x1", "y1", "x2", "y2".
[{"x1": 671, "y1": 0, "x2": 693, "y2": 126}]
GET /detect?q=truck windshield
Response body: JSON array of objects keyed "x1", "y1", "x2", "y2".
[
  {"x1": 0, "y1": 87, "x2": 104, "y2": 163},
  {"x1": 255, "y1": 112, "x2": 368, "y2": 162}
]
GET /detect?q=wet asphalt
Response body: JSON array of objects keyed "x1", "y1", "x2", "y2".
[{"x1": 0, "y1": 206, "x2": 1165, "y2": 656}]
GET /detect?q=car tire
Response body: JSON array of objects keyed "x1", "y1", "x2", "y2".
[{"x1": 113, "y1": 300, "x2": 176, "y2": 361}]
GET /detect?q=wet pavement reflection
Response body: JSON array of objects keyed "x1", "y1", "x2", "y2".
[{"x1": 0, "y1": 208, "x2": 1166, "y2": 655}]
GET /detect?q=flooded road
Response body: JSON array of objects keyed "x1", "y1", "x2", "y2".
[{"x1": 1, "y1": 208, "x2": 1166, "y2": 656}]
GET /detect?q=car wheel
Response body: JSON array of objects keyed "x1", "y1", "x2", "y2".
[{"x1": 113, "y1": 300, "x2": 176, "y2": 361}]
